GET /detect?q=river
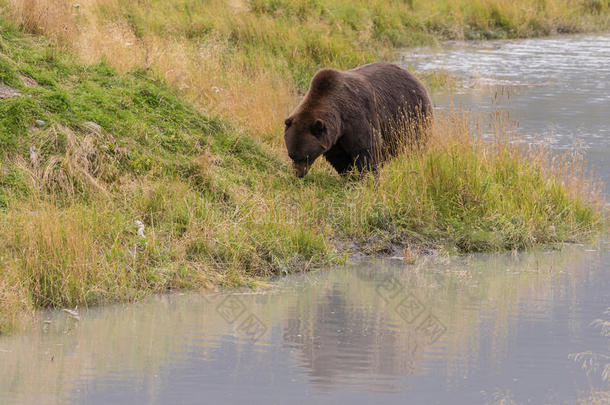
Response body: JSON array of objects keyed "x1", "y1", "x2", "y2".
[{"x1": 1, "y1": 35, "x2": 609, "y2": 404}]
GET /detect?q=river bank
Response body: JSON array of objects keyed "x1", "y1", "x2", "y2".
[
  {"x1": 1, "y1": 1, "x2": 608, "y2": 334},
  {"x1": 1, "y1": 243, "x2": 608, "y2": 403}
]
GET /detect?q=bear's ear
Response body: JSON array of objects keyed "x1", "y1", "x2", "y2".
[{"x1": 311, "y1": 119, "x2": 325, "y2": 137}]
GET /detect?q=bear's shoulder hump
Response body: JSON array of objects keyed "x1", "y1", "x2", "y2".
[{"x1": 310, "y1": 68, "x2": 342, "y2": 95}]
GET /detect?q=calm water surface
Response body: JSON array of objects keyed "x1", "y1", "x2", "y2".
[{"x1": 1, "y1": 35, "x2": 609, "y2": 404}]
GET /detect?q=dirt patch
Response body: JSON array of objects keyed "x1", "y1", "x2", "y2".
[
  {"x1": 0, "y1": 84, "x2": 21, "y2": 99},
  {"x1": 19, "y1": 74, "x2": 39, "y2": 87}
]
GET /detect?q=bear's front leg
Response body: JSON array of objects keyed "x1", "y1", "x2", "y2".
[
  {"x1": 354, "y1": 150, "x2": 376, "y2": 173},
  {"x1": 324, "y1": 144, "x2": 353, "y2": 175}
]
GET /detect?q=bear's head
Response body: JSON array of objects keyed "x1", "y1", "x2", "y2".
[
  {"x1": 284, "y1": 69, "x2": 343, "y2": 178},
  {"x1": 283, "y1": 112, "x2": 336, "y2": 178}
]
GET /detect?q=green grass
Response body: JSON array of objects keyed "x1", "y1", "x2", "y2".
[
  {"x1": 5, "y1": 0, "x2": 608, "y2": 141},
  {"x1": 0, "y1": 1, "x2": 607, "y2": 333},
  {"x1": 0, "y1": 21, "x2": 334, "y2": 332}
]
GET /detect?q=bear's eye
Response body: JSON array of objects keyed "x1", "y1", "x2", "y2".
[{"x1": 284, "y1": 118, "x2": 292, "y2": 128}]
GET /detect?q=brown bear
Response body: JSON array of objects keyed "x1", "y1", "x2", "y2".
[{"x1": 284, "y1": 62, "x2": 432, "y2": 178}]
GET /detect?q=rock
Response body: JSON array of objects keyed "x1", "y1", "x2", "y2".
[
  {"x1": 0, "y1": 84, "x2": 21, "y2": 99},
  {"x1": 135, "y1": 220, "x2": 146, "y2": 238},
  {"x1": 62, "y1": 308, "x2": 80, "y2": 320},
  {"x1": 29, "y1": 146, "x2": 39, "y2": 167},
  {"x1": 35, "y1": 120, "x2": 46, "y2": 127},
  {"x1": 84, "y1": 121, "x2": 102, "y2": 132}
]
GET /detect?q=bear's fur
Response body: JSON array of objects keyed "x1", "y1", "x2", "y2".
[{"x1": 284, "y1": 62, "x2": 432, "y2": 177}]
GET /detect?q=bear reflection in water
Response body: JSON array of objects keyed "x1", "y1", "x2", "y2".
[{"x1": 281, "y1": 285, "x2": 429, "y2": 389}]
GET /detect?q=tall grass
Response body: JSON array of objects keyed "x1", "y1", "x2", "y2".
[{"x1": 334, "y1": 110, "x2": 603, "y2": 253}]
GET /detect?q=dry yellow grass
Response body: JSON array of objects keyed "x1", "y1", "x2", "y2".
[{"x1": 7, "y1": 0, "x2": 608, "y2": 146}]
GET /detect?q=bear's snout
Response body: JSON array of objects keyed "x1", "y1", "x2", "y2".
[{"x1": 293, "y1": 160, "x2": 311, "y2": 178}]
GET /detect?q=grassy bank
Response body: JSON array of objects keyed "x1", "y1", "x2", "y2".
[{"x1": 0, "y1": 1, "x2": 608, "y2": 333}]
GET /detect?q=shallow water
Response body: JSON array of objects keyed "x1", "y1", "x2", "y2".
[
  {"x1": 0, "y1": 248, "x2": 608, "y2": 404},
  {"x1": 1, "y1": 35, "x2": 609, "y2": 404},
  {"x1": 403, "y1": 34, "x2": 610, "y2": 189}
]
